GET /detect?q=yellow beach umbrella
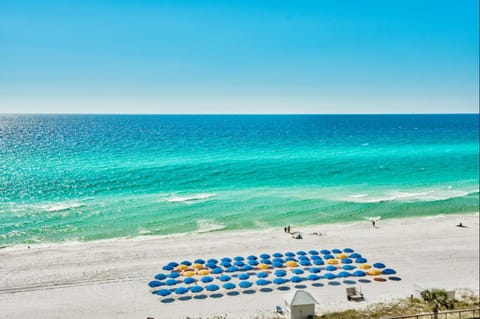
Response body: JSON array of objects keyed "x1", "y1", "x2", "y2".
[
  {"x1": 192, "y1": 263, "x2": 203, "y2": 269},
  {"x1": 257, "y1": 263, "x2": 269, "y2": 270},
  {"x1": 286, "y1": 261, "x2": 298, "y2": 267},
  {"x1": 336, "y1": 253, "x2": 348, "y2": 259},
  {"x1": 326, "y1": 259, "x2": 339, "y2": 265},
  {"x1": 177, "y1": 264, "x2": 189, "y2": 271},
  {"x1": 367, "y1": 269, "x2": 381, "y2": 276},
  {"x1": 359, "y1": 264, "x2": 372, "y2": 269},
  {"x1": 183, "y1": 270, "x2": 195, "y2": 277},
  {"x1": 197, "y1": 269, "x2": 210, "y2": 276}
]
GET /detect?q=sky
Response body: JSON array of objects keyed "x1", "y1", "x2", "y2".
[{"x1": 0, "y1": 0, "x2": 478, "y2": 114}]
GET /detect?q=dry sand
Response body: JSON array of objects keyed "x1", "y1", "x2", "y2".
[{"x1": 0, "y1": 213, "x2": 478, "y2": 318}]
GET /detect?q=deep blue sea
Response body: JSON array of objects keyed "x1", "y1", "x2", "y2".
[{"x1": 0, "y1": 114, "x2": 478, "y2": 245}]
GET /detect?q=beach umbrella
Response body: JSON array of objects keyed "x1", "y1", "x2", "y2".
[
  {"x1": 323, "y1": 273, "x2": 336, "y2": 280},
  {"x1": 162, "y1": 265, "x2": 175, "y2": 271},
  {"x1": 373, "y1": 263, "x2": 386, "y2": 269},
  {"x1": 242, "y1": 265, "x2": 254, "y2": 271},
  {"x1": 326, "y1": 259, "x2": 339, "y2": 265},
  {"x1": 248, "y1": 260, "x2": 259, "y2": 266},
  {"x1": 234, "y1": 261, "x2": 245, "y2": 267},
  {"x1": 273, "y1": 277, "x2": 287, "y2": 285},
  {"x1": 234, "y1": 256, "x2": 244, "y2": 261},
  {"x1": 300, "y1": 260, "x2": 311, "y2": 266},
  {"x1": 260, "y1": 259, "x2": 271, "y2": 265},
  {"x1": 336, "y1": 253, "x2": 348, "y2": 259},
  {"x1": 290, "y1": 276, "x2": 303, "y2": 283},
  {"x1": 218, "y1": 275, "x2": 232, "y2": 282},
  {"x1": 168, "y1": 262, "x2": 179, "y2": 267},
  {"x1": 313, "y1": 259, "x2": 324, "y2": 266},
  {"x1": 200, "y1": 276, "x2": 214, "y2": 283},
  {"x1": 148, "y1": 280, "x2": 163, "y2": 288},
  {"x1": 256, "y1": 279, "x2": 271, "y2": 286},
  {"x1": 359, "y1": 264, "x2": 372, "y2": 269},
  {"x1": 175, "y1": 287, "x2": 189, "y2": 295},
  {"x1": 353, "y1": 270, "x2": 366, "y2": 277},
  {"x1": 367, "y1": 269, "x2": 382, "y2": 276},
  {"x1": 239, "y1": 281, "x2": 253, "y2": 288},
  {"x1": 194, "y1": 259, "x2": 205, "y2": 265},
  {"x1": 258, "y1": 263, "x2": 269, "y2": 270},
  {"x1": 168, "y1": 272, "x2": 180, "y2": 278},
  {"x1": 325, "y1": 265, "x2": 337, "y2": 271},
  {"x1": 180, "y1": 260, "x2": 192, "y2": 266},
  {"x1": 342, "y1": 265, "x2": 356, "y2": 270},
  {"x1": 260, "y1": 253, "x2": 270, "y2": 259},
  {"x1": 154, "y1": 274, "x2": 167, "y2": 280},
  {"x1": 206, "y1": 263, "x2": 217, "y2": 269},
  {"x1": 324, "y1": 254, "x2": 334, "y2": 260},
  {"x1": 296, "y1": 250, "x2": 307, "y2": 256},
  {"x1": 177, "y1": 264, "x2": 189, "y2": 271},
  {"x1": 308, "y1": 250, "x2": 319, "y2": 255},
  {"x1": 350, "y1": 253, "x2": 362, "y2": 258},
  {"x1": 309, "y1": 267, "x2": 321, "y2": 273},
  {"x1": 320, "y1": 249, "x2": 331, "y2": 255},
  {"x1": 197, "y1": 269, "x2": 210, "y2": 276},
  {"x1": 286, "y1": 261, "x2": 298, "y2": 267},
  {"x1": 247, "y1": 255, "x2": 257, "y2": 260},
  {"x1": 223, "y1": 282, "x2": 236, "y2": 290},
  {"x1": 211, "y1": 267, "x2": 223, "y2": 274},
  {"x1": 307, "y1": 274, "x2": 321, "y2": 281},
  {"x1": 274, "y1": 269, "x2": 287, "y2": 277},
  {"x1": 190, "y1": 285, "x2": 204, "y2": 293},
  {"x1": 332, "y1": 248, "x2": 342, "y2": 254},
  {"x1": 343, "y1": 248, "x2": 354, "y2": 253},
  {"x1": 184, "y1": 277, "x2": 196, "y2": 284},
  {"x1": 221, "y1": 261, "x2": 232, "y2": 268},
  {"x1": 337, "y1": 271, "x2": 351, "y2": 278},
  {"x1": 205, "y1": 284, "x2": 220, "y2": 292},
  {"x1": 226, "y1": 266, "x2": 239, "y2": 273},
  {"x1": 382, "y1": 268, "x2": 396, "y2": 275},
  {"x1": 298, "y1": 255, "x2": 310, "y2": 261},
  {"x1": 272, "y1": 252, "x2": 283, "y2": 257},
  {"x1": 238, "y1": 273, "x2": 250, "y2": 280},
  {"x1": 192, "y1": 263, "x2": 203, "y2": 269},
  {"x1": 355, "y1": 258, "x2": 367, "y2": 264},
  {"x1": 207, "y1": 258, "x2": 218, "y2": 264},
  {"x1": 257, "y1": 271, "x2": 269, "y2": 278},
  {"x1": 285, "y1": 257, "x2": 298, "y2": 262},
  {"x1": 311, "y1": 255, "x2": 321, "y2": 260},
  {"x1": 154, "y1": 289, "x2": 172, "y2": 296},
  {"x1": 272, "y1": 261, "x2": 284, "y2": 268},
  {"x1": 221, "y1": 257, "x2": 232, "y2": 263},
  {"x1": 183, "y1": 270, "x2": 195, "y2": 277},
  {"x1": 292, "y1": 268, "x2": 304, "y2": 275},
  {"x1": 165, "y1": 279, "x2": 178, "y2": 286},
  {"x1": 342, "y1": 258, "x2": 353, "y2": 264},
  {"x1": 285, "y1": 252, "x2": 295, "y2": 257}
]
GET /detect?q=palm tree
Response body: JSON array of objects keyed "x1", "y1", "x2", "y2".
[{"x1": 420, "y1": 289, "x2": 454, "y2": 319}]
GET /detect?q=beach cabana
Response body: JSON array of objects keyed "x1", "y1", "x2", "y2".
[{"x1": 283, "y1": 290, "x2": 318, "y2": 319}]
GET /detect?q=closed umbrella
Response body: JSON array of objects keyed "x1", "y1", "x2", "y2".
[
  {"x1": 200, "y1": 276, "x2": 214, "y2": 283},
  {"x1": 238, "y1": 273, "x2": 250, "y2": 280},
  {"x1": 218, "y1": 275, "x2": 231, "y2": 282},
  {"x1": 239, "y1": 281, "x2": 253, "y2": 288}
]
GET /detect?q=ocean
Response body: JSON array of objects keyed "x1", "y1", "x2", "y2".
[{"x1": 0, "y1": 114, "x2": 478, "y2": 246}]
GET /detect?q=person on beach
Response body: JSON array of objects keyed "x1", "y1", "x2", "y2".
[
  {"x1": 284, "y1": 226, "x2": 287, "y2": 233},
  {"x1": 287, "y1": 225, "x2": 291, "y2": 233},
  {"x1": 372, "y1": 220, "x2": 376, "y2": 228}
]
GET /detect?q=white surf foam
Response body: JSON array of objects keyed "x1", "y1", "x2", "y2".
[
  {"x1": 345, "y1": 188, "x2": 478, "y2": 203},
  {"x1": 41, "y1": 202, "x2": 86, "y2": 212},
  {"x1": 166, "y1": 193, "x2": 216, "y2": 203},
  {"x1": 195, "y1": 219, "x2": 226, "y2": 233}
]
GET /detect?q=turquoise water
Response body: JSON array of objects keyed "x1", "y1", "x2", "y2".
[{"x1": 0, "y1": 114, "x2": 478, "y2": 245}]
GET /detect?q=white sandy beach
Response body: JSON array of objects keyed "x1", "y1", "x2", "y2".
[{"x1": 0, "y1": 213, "x2": 478, "y2": 319}]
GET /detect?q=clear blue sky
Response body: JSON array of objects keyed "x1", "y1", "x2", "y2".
[{"x1": 1, "y1": 0, "x2": 478, "y2": 114}]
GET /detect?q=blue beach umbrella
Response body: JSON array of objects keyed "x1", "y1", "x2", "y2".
[
  {"x1": 242, "y1": 265, "x2": 254, "y2": 271},
  {"x1": 175, "y1": 287, "x2": 189, "y2": 295},
  {"x1": 155, "y1": 274, "x2": 167, "y2": 280},
  {"x1": 206, "y1": 263, "x2": 217, "y2": 269},
  {"x1": 350, "y1": 253, "x2": 362, "y2": 258},
  {"x1": 382, "y1": 268, "x2": 396, "y2": 275},
  {"x1": 148, "y1": 280, "x2": 163, "y2": 288},
  {"x1": 260, "y1": 259, "x2": 271, "y2": 265},
  {"x1": 320, "y1": 249, "x2": 331, "y2": 255},
  {"x1": 273, "y1": 258, "x2": 285, "y2": 263},
  {"x1": 154, "y1": 289, "x2": 172, "y2": 296},
  {"x1": 308, "y1": 250, "x2": 319, "y2": 255},
  {"x1": 238, "y1": 273, "x2": 250, "y2": 280},
  {"x1": 274, "y1": 270, "x2": 287, "y2": 277},
  {"x1": 221, "y1": 261, "x2": 232, "y2": 268},
  {"x1": 273, "y1": 277, "x2": 287, "y2": 285},
  {"x1": 323, "y1": 273, "x2": 336, "y2": 280},
  {"x1": 337, "y1": 271, "x2": 351, "y2": 278},
  {"x1": 190, "y1": 285, "x2": 204, "y2": 293},
  {"x1": 292, "y1": 268, "x2": 304, "y2": 275},
  {"x1": 272, "y1": 252, "x2": 283, "y2": 257},
  {"x1": 218, "y1": 275, "x2": 231, "y2": 282},
  {"x1": 373, "y1": 263, "x2": 386, "y2": 269},
  {"x1": 248, "y1": 260, "x2": 259, "y2": 266},
  {"x1": 290, "y1": 276, "x2": 303, "y2": 283},
  {"x1": 260, "y1": 253, "x2": 270, "y2": 259},
  {"x1": 234, "y1": 261, "x2": 245, "y2": 267},
  {"x1": 162, "y1": 265, "x2": 174, "y2": 271},
  {"x1": 227, "y1": 266, "x2": 239, "y2": 273},
  {"x1": 300, "y1": 260, "x2": 311, "y2": 266},
  {"x1": 194, "y1": 259, "x2": 205, "y2": 264},
  {"x1": 168, "y1": 262, "x2": 179, "y2": 267},
  {"x1": 285, "y1": 252, "x2": 295, "y2": 257},
  {"x1": 239, "y1": 281, "x2": 253, "y2": 288},
  {"x1": 311, "y1": 255, "x2": 321, "y2": 260},
  {"x1": 309, "y1": 267, "x2": 321, "y2": 273},
  {"x1": 247, "y1": 255, "x2": 257, "y2": 260},
  {"x1": 342, "y1": 258, "x2": 353, "y2": 264},
  {"x1": 256, "y1": 279, "x2": 271, "y2": 286},
  {"x1": 297, "y1": 250, "x2": 307, "y2": 256},
  {"x1": 342, "y1": 265, "x2": 356, "y2": 270},
  {"x1": 353, "y1": 270, "x2": 366, "y2": 277},
  {"x1": 325, "y1": 265, "x2": 337, "y2": 271},
  {"x1": 207, "y1": 258, "x2": 218, "y2": 264},
  {"x1": 324, "y1": 254, "x2": 334, "y2": 260},
  {"x1": 184, "y1": 277, "x2": 196, "y2": 284},
  {"x1": 313, "y1": 259, "x2": 324, "y2": 266},
  {"x1": 168, "y1": 272, "x2": 180, "y2": 278},
  {"x1": 180, "y1": 260, "x2": 191, "y2": 266},
  {"x1": 307, "y1": 274, "x2": 321, "y2": 281},
  {"x1": 165, "y1": 279, "x2": 178, "y2": 286},
  {"x1": 234, "y1": 256, "x2": 244, "y2": 261},
  {"x1": 205, "y1": 284, "x2": 220, "y2": 292},
  {"x1": 273, "y1": 261, "x2": 284, "y2": 268},
  {"x1": 221, "y1": 257, "x2": 232, "y2": 263},
  {"x1": 355, "y1": 258, "x2": 367, "y2": 264},
  {"x1": 298, "y1": 255, "x2": 310, "y2": 260},
  {"x1": 200, "y1": 276, "x2": 214, "y2": 283},
  {"x1": 332, "y1": 249, "x2": 342, "y2": 254},
  {"x1": 343, "y1": 248, "x2": 354, "y2": 253},
  {"x1": 285, "y1": 257, "x2": 297, "y2": 262},
  {"x1": 257, "y1": 271, "x2": 269, "y2": 278},
  {"x1": 223, "y1": 282, "x2": 236, "y2": 290},
  {"x1": 211, "y1": 267, "x2": 223, "y2": 274}
]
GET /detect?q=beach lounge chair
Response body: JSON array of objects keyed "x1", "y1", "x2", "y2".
[
  {"x1": 346, "y1": 287, "x2": 364, "y2": 301},
  {"x1": 275, "y1": 305, "x2": 283, "y2": 314}
]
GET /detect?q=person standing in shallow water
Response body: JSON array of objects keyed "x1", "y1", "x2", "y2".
[
  {"x1": 372, "y1": 220, "x2": 376, "y2": 228},
  {"x1": 284, "y1": 226, "x2": 287, "y2": 233},
  {"x1": 287, "y1": 225, "x2": 291, "y2": 233}
]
